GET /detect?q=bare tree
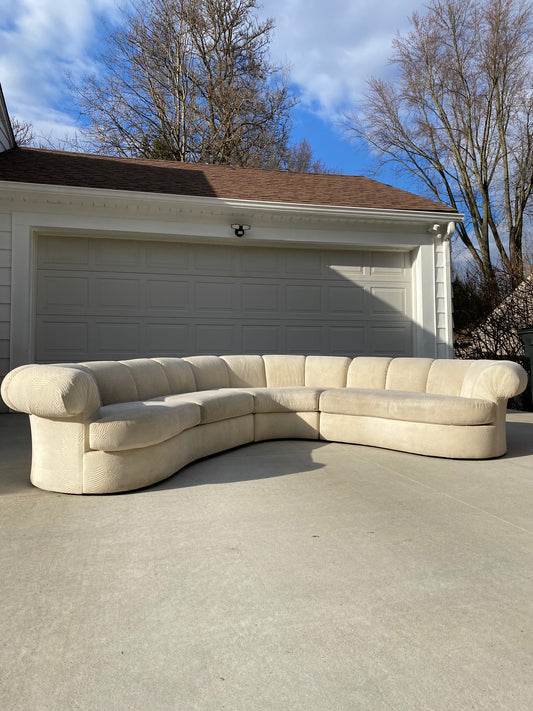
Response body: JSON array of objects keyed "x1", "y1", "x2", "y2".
[
  {"x1": 345, "y1": 0, "x2": 533, "y2": 289},
  {"x1": 71, "y1": 0, "x2": 295, "y2": 168},
  {"x1": 284, "y1": 138, "x2": 342, "y2": 174},
  {"x1": 11, "y1": 117, "x2": 35, "y2": 146}
]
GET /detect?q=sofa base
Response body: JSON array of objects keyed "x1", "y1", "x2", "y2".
[
  {"x1": 319, "y1": 413, "x2": 505, "y2": 460},
  {"x1": 31, "y1": 410, "x2": 506, "y2": 494},
  {"x1": 78, "y1": 415, "x2": 254, "y2": 494},
  {"x1": 254, "y1": 412, "x2": 319, "y2": 442}
]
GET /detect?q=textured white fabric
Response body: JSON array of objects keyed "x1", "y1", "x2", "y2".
[
  {"x1": 154, "y1": 358, "x2": 196, "y2": 394},
  {"x1": 320, "y1": 413, "x2": 504, "y2": 459},
  {"x1": 248, "y1": 387, "x2": 322, "y2": 413},
  {"x1": 220, "y1": 355, "x2": 267, "y2": 387},
  {"x1": 184, "y1": 356, "x2": 230, "y2": 390},
  {"x1": 460, "y1": 360, "x2": 529, "y2": 402},
  {"x1": 2, "y1": 355, "x2": 527, "y2": 494},
  {"x1": 80, "y1": 361, "x2": 138, "y2": 405},
  {"x1": 1, "y1": 364, "x2": 100, "y2": 418},
  {"x1": 426, "y1": 359, "x2": 473, "y2": 396},
  {"x1": 346, "y1": 357, "x2": 392, "y2": 389},
  {"x1": 320, "y1": 388, "x2": 496, "y2": 426},
  {"x1": 90, "y1": 400, "x2": 200, "y2": 451},
  {"x1": 305, "y1": 356, "x2": 350, "y2": 388},
  {"x1": 83, "y1": 415, "x2": 254, "y2": 493},
  {"x1": 29, "y1": 416, "x2": 87, "y2": 494},
  {"x1": 254, "y1": 412, "x2": 320, "y2": 441},
  {"x1": 120, "y1": 358, "x2": 170, "y2": 400},
  {"x1": 385, "y1": 358, "x2": 434, "y2": 393},
  {"x1": 263, "y1": 355, "x2": 306, "y2": 386},
  {"x1": 158, "y1": 390, "x2": 254, "y2": 424}
]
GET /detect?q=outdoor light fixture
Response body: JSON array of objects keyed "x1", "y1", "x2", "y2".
[
  {"x1": 427, "y1": 221, "x2": 456, "y2": 241},
  {"x1": 231, "y1": 224, "x2": 251, "y2": 237}
]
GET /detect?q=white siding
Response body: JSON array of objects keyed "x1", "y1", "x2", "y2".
[
  {"x1": 0, "y1": 213, "x2": 11, "y2": 411},
  {"x1": 0, "y1": 87, "x2": 15, "y2": 152},
  {"x1": 435, "y1": 240, "x2": 453, "y2": 358},
  {"x1": 0, "y1": 123, "x2": 12, "y2": 152}
]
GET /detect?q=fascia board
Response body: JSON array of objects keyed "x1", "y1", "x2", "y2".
[
  {"x1": 0, "y1": 85, "x2": 16, "y2": 150},
  {"x1": 0, "y1": 180, "x2": 464, "y2": 228}
]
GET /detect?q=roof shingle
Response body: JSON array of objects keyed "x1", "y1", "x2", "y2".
[{"x1": 0, "y1": 147, "x2": 457, "y2": 213}]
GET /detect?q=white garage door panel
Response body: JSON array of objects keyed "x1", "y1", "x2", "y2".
[{"x1": 35, "y1": 236, "x2": 413, "y2": 361}]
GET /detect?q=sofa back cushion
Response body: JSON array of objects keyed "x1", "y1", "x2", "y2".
[
  {"x1": 305, "y1": 356, "x2": 350, "y2": 388},
  {"x1": 119, "y1": 359, "x2": 171, "y2": 400},
  {"x1": 154, "y1": 358, "x2": 196, "y2": 394},
  {"x1": 184, "y1": 355, "x2": 231, "y2": 390},
  {"x1": 347, "y1": 357, "x2": 477, "y2": 396},
  {"x1": 426, "y1": 359, "x2": 473, "y2": 396},
  {"x1": 76, "y1": 354, "x2": 482, "y2": 406},
  {"x1": 385, "y1": 358, "x2": 434, "y2": 392},
  {"x1": 80, "y1": 361, "x2": 139, "y2": 405},
  {"x1": 221, "y1": 355, "x2": 267, "y2": 387},
  {"x1": 263, "y1": 355, "x2": 306, "y2": 386},
  {"x1": 346, "y1": 357, "x2": 392, "y2": 389}
]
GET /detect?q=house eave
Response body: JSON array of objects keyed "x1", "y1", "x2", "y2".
[
  {"x1": 0, "y1": 84, "x2": 16, "y2": 151},
  {"x1": 0, "y1": 179, "x2": 463, "y2": 232}
]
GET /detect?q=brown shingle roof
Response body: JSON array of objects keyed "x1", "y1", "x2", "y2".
[{"x1": 0, "y1": 147, "x2": 457, "y2": 213}]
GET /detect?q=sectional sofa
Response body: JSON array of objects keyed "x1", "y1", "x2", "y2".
[{"x1": 1, "y1": 355, "x2": 527, "y2": 494}]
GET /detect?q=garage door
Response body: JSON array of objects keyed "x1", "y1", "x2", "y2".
[{"x1": 35, "y1": 235, "x2": 413, "y2": 362}]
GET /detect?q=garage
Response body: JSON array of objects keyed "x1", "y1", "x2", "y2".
[
  {"x1": 1, "y1": 145, "x2": 460, "y2": 408},
  {"x1": 35, "y1": 234, "x2": 413, "y2": 362}
]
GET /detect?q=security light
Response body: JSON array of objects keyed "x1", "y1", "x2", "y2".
[{"x1": 231, "y1": 224, "x2": 251, "y2": 237}]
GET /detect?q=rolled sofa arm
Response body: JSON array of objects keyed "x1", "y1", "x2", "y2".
[
  {"x1": 460, "y1": 360, "x2": 528, "y2": 403},
  {"x1": 1, "y1": 364, "x2": 101, "y2": 419}
]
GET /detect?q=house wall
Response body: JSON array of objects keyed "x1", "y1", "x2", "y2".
[
  {"x1": 0, "y1": 87, "x2": 15, "y2": 153},
  {"x1": 435, "y1": 238, "x2": 453, "y2": 358},
  {"x1": 0, "y1": 185, "x2": 457, "y2": 411},
  {"x1": 0, "y1": 213, "x2": 11, "y2": 410},
  {"x1": 0, "y1": 123, "x2": 13, "y2": 152}
]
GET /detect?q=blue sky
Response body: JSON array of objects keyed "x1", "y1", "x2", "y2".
[{"x1": 0, "y1": 0, "x2": 427, "y2": 186}]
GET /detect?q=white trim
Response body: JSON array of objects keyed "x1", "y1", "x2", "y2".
[
  {"x1": 10, "y1": 217, "x2": 34, "y2": 367},
  {"x1": 5, "y1": 209, "x2": 443, "y2": 252},
  {"x1": 412, "y1": 244, "x2": 438, "y2": 357},
  {"x1": 0, "y1": 180, "x2": 463, "y2": 228},
  {"x1": 0, "y1": 85, "x2": 16, "y2": 152},
  {"x1": 440, "y1": 238, "x2": 454, "y2": 357}
]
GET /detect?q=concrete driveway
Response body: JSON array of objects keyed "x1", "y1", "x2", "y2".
[{"x1": 1, "y1": 412, "x2": 533, "y2": 710}]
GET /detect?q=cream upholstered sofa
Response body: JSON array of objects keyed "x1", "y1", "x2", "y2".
[{"x1": 1, "y1": 355, "x2": 527, "y2": 494}]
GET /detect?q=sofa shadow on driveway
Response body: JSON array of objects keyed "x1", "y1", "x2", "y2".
[
  {"x1": 504, "y1": 420, "x2": 533, "y2": 459},
  {"x1": 0, "y1": 414, "x2": 34, "y2": 496},
  {"x1": 140, "y1": 440, "x2": 331, "y2": 493},
  {"x1": 137, "y1": 416, "x2": 533, "y2": 493}
]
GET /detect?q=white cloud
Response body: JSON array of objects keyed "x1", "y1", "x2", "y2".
[
  {"x1": 0, "y1": 0, "x2": 118, "y2": 140},
  {"x1": 0, "y1": 0, "x2": 428, "y2": 145},
  {"x1": 260, "y1": 0, "x2": 427, "y2": 117}
]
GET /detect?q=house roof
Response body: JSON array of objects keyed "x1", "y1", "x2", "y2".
[{"x1": 0, "y1": 146, "x2": 458, "y2": 213}]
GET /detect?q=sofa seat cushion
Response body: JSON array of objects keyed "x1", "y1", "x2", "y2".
[
  {"x1": 247, "y1": 387, "x2": 322, "y2": 413},
  {"x1": 89, "y1": 400, "x2": 200, "y2": 452},
  {"x1": 320, "y1": 388, "x2": 496, "y2": 426},
  {"x1": 158, "y1": 389, "x2": 254, "y2": 424}
]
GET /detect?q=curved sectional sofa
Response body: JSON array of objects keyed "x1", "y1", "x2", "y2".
[{"x1": 1, "y1": 355, "x2": 527, "y2": 494}]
